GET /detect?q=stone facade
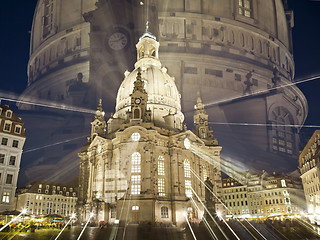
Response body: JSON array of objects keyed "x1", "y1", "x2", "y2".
[
  {"x1": 222, "y1": 171, "x2": 306, "y2": 217},
  {"x1": 0, "y1": 105, "x2": 26, "y2": 211},
  {"x1": 16, "y1": 181, "x2": 77, "y2": 217},
  {"x1": 299, "y1": 130, "x2": 320, "y2": 216},
  {"x1": 20, "y1": 0, "x2": 307, "y2": 183},
  {"x1": 78, "y1": 32, "x2": 222, "y2": 226}
]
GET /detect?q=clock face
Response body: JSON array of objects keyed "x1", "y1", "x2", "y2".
[
  {"x1": 135, "y1": 98, "x2": 141, "y2": 104},
  {"x1": 108, "y1": 32, "x2": 128, "y2": 50}
]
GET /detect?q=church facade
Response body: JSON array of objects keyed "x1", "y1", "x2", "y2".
[{"x1": 78, "y1": 32, "x2": 222, "y2": 225}]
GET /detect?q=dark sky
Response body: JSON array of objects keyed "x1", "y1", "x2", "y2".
[{"x1": 0, "y1": 0, "x2": 319, "y2": 182}]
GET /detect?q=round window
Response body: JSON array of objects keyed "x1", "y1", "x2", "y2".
[{"x1": 131, "y1": 132, "x2": 141, "y2": 142}]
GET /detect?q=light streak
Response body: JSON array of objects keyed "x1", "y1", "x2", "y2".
[
  {"x1": 24, "y1": 135, "x2": 87, "y2": 153},
  {"x1": 122, "y1": 195, "x2": 132, "y2": 240},
  {"x1": 184, "y1": 213, "x2": 198, "y2": 240},
  {"x1": 0, "y1": 209, "x2": 27, "y2": 232},
  {"x1": 187, "y1": 141, "x2": 247, "y2": 185},
  {"x1": 216, "y1": 214, "x2": 241, "y2": 240},
  {"x1": 0, "y1": 92, "x2": 96, "y2": 115},
  {"x1": 54, "y1": 214, "x2": 76, "y2": 240},
  {"x1": 190, "y1": 197, "x2": 218, "y2": 240},
  {"x1": 76, "y1": 212, "x2": 93, "y2": 240},
  {"x1": 204, "y1": 75, "x2": 320, "y2": 108},
  {"x1": 208, "y1": 122, "x2": 320, "y2": 129},
  {"x1": 190, "y1": 187, "x2": 229, "y2": 240},
  {"x1": 190, "y1": 168, "x2": 267, "y2": 240}
]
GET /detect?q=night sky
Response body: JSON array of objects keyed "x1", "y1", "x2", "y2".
[{"x1": 0, "y1": 0, "x2": 320, "y2": 185}]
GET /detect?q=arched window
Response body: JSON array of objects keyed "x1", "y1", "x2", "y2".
[
  {"x1": 131, "y1": 152, "x2": 141, "y2": 195},
  {"x1": 158, "y1": 156, "x2": 165, "y2": 196},
  {"x1": 238, "y1": 0, "x2": 252, "y2": 18},
  {"x1": 161, "y1": 206, "x2": 169, "y2": 218},
  {"x1": 269, "y1": 106, "x2": 295, "y2": 155},
  {"x1": 158, "y1": 156, "x2": 165, "y2": 176},
  {"x1": 131, "y1": 152, "x2": 141, "y2": 173},
  {"x1": 184, "y1": 159, "x2": 191, "y2": 178},
  {"x1": 184, "y1": 159, "x2": 192, "y2": 197},
  {"x1": 133, "y1": 108, "x2": 140, "y2": 119},
  {"x1": 203, "y1": 165, "x2": 208, "y2": 182}
]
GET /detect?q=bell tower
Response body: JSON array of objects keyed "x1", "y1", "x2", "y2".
[
  {"x1": 128, "y1": 69, "x2": 151, "y2": 122},
  {"x1": 90, "y1": 99, "x2": 106, "y2": 139},
  {"x1": 193, "y1": 92, "x2": 214, "y2": 142}
]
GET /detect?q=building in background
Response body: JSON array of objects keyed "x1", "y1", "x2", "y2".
[
  {"x1": 78, "y1": 31, "x2": 222, "y2": 225},
  {"x1": 16, "y1": 181, "x2": 77, "y2": 217},
  {"x1": 0, "y1": 105, "x2": 26, "y2": 212},
  {"x1": 18, "y1": 0, "x2": 308, "y2": 184},
  {"x1": 222, "y1": 170, "x2": 306, "y2": 218},
  {"x1": 299, "y1": 130, "x2": 320, "y2": 219}
]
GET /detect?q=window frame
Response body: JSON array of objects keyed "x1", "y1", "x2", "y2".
[
  {"x1": 6, "y1": 174, "x2": 13, "y2": 185},
  {"x1": 9, "y1": 156, "x2": 16, "y2": 166}
]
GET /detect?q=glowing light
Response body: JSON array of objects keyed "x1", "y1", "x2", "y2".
[
  {"x1": 55, "y1": 214, "x2": 76, "y2": 240},
  {"x1": 114, "y1": 219, "x2": 120, "y2": 224},
  {"x1": 184, "y1": 138, "x2": 191, "y2": 149},
  {"x1": 208, "y1": 121, "x2": 320, "y2": 129},
  {"x1": 24, "y1": 135, "x2": 87, "y2": 153},
  {"x1": 0, "y1": 94, "x2": 96, "y2": 114},
  {"x1": 76, "y1": 213, "x2": 94, "y2": 240},
  {"x1": 184, "y1": 214, "x2": 197, "y2": 240},
  {"x1": 204, "y1": 74, "x2": 320, "y2": 108},
  {"x1": 0, "y1": 210, "x2": 26, "y2": 232},
  {"x1": 217, "y1": 211, "x2": 222, "y2": 218}
]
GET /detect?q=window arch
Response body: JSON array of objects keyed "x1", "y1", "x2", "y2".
[
  {"x1": 161, "y1": 206, "x2": 169, "y2": 218},
  {"x1": 184, "y1": 159, "x2": 192, "y2": 197},
  {"x1": 158, "y1": 156, "x2": 165, "y2": 196},
  {"x1": 158, "y1": 156, "x2": 165, "y2": 176},
  {"x1": 269, "y1": 106, "x2": 295, "y2": 155},
  {"x1": 203, "y1": 165, "x2": 208, "y2": 182},
  {"x1": 133, "y1": 108, "x2": 140, "y2": 119},
  {"x1": 131, "y1": 152, "x2": 141, "y2": 195},
  {"x1": 131, "y1": 152, "x2": 141, "y2": 173},
  {"x1": 184, "y1": 159, "x2": 191, "y2": 178}
]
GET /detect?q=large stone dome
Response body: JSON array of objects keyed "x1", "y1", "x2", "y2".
[{"x1": 115, "y1": 33, "x2": 184, "y2": 127}]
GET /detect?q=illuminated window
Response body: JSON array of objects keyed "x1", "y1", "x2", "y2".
[
  {"x1": 185, "y1": 180, "x2": 192, "y2": 198},
  {"x1": 158, "y1": 178, "x2": 165, "y2": 196},
  {"x1": 184, "y1": 159, "x2": 191, "y2": 178},
  {"x1": 161, "y1": 206, "x2": 169, "y2": 218},
  {"x1": 131, "y1": 152, "x2": 141, "y2": 173},
  {"x1": 281, "y1": 179, "x2": 286, "y2": 187},
  {"x1": 46, "y1": 201, "x2": 53, "y2": 214},
  {"x1": 158, "y1": 156, "x2": 165, "y2": 176},
  {"x1": 2, "y1": 192, "x2": 10, "y2": 203},
  {"x1": 203, "y1": 165, "x2": 208, "y2": 181},
  {"x1": 131, "y1": 175, "x2": 141, "y2": 195},
  {"x1": 132, "y1": 206, "x2": 139, "y2": 211},
  {"x1": 238, "y1": 0, "x2": 252, "y2": 18},
  {"x1": 131, "y1": 132, "x2": 141, "y2": 142}
]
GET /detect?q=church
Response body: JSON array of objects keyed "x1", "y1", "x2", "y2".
[{"x1": 78, "y1": 29, "x2": 222, "y2": 225}]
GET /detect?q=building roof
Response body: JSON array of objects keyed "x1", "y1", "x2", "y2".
[
  {"x1": 17, "y1": 181, "x2": 78, "y2": 197},
  {"x1": 0, "y1": 104, "x2": 25, "y2": 137}
]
